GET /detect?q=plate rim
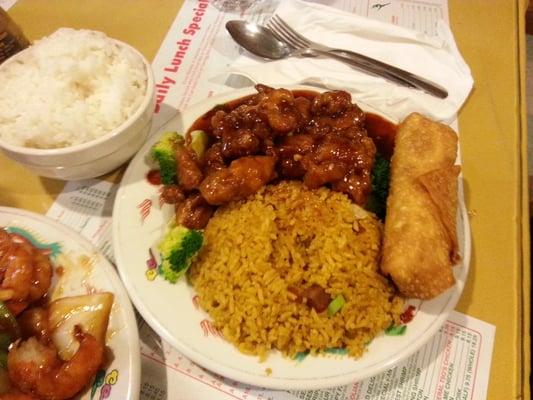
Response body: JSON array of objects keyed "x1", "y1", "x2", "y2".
[
  {"x1": 0, "y1": 206, "x2": 141, "y2": 400},
  {"x1": 112, "y1": 85, "x2": 471, "y2": 390}
]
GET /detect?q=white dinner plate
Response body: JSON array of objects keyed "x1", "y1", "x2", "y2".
[
  {"x1": 0, "y1": 207, "x2": 141, "y2": 399},
  {"x1": 112, "y1": 85, "x2": 470, "y2": 390}
]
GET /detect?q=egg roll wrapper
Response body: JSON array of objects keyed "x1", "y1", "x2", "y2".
[
  {"x1": 418, "y1": 165, "x2": 461, "y2": 264},
  {"x1": 381, "y1": 113, "x2": 460, "y2": 299}
]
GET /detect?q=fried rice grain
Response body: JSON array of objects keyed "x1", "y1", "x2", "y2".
[{"x1": 188, "y1": 181, "x2": 404, "y2": 360}]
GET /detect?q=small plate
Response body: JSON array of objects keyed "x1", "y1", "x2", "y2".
[
  {"x1": 0, "y1": 207, "x2": 141, "y2": 399},
  {"x1": 113, "y1": 85, "x2": 470, "y2": 390}
]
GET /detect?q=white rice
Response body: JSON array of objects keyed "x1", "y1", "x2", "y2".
[{"x1": 0, "y1": 28, "x2": 148, "y2": 149}]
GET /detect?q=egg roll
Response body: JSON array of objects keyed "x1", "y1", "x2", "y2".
[{"x1": 381, "y1": 113, "x2": 461, "y2": 299}]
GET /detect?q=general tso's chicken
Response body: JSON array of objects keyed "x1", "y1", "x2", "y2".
[
  {"x1": 160, "y1": 184, "x2": 186, "y2": 204},
  {"x1": 211, "y1": 106, "x2": 269, "y2": 141},
  {"x1": 211, "y1": 106, "x2": 271, "y2": 160},
  {"x1": 159, "y1": 86, "x2": 381, "y2": 226},
  {"x1": 221, "y1": 128, "x2": 261, "y2": 160},
  {"x1": 176, "y1": 147, "x2": 203, "y2": 191},
  {"x1": 175, "y1": 193, "x2": 214, "y2": 230},
  {"x1": 306, "y1": 90, "x2": 366, "y2": 138},
  {"x1": 256, "y1": 87, "x2": 301, "y2": 134},
  {"x1": 277, "y1": 134, "x2": 315, "y2": 179},
  {"x1": 200, "y1": 156, "x2": 276, "y2": 205},
  {"x1": 300, "y1": 134, "x2": 376, "y2": 205},
  {"x1": 312, "y1": 90, "x2": 353, "y2": 115},
  {"x1": 294, "y1": 96, "x2": 312, "y2": 125},
  {"x1": 202, "y1": 142, "x2": 225, "y2": 174},
  {"x1": 332, "y1": 171, "x2": 373, "y2": 206}
]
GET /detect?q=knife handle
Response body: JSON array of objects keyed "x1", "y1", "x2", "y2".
[{"x1": 313, "y1": 48, "x2": 448, "y2": 99}]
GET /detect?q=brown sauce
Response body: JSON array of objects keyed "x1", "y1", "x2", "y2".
[
  {"x1": 152, "y1": 86, "x2": 398, "y2": 229},
  {"x1": 186, "y1": 91, "x2": 397, "y2": 158},
  {"x1": 365, "y1": 113, "x2": 397, "y2": 160}
]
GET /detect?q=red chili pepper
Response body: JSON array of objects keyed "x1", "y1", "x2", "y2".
[
  {"x1": 146, "y1": 169, "x2": 161, "y2": 185},
  {"x1": 400, "y1": 305, "x2": 416, "y2": 324}
]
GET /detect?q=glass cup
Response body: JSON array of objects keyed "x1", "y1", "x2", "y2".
[
  {"x1": 210, "y1": 0, "x2": 263, "y2": 13},
  {"x1": 0, "y1": 7, "x2": 29, "y2": 64}
]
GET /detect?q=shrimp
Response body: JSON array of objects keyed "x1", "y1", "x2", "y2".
[
  {"x1": 0, "y1": 245, "x2": 33, "y2": 302},
  {"x1": 0, "y1": 231, "x2": 52, "y2": 314},
  {"x1": 7, "y1": 326, "x2": 104, "y2": 400},
  {"x1": 0, "y1": 390, "x2": 39, "y2": 400},
  {"x1": 0, "y1": 229, "x2": 11, "y2": 261},
  {"x1": 0, "y1": 230, "x2": 14, "y2": 282},
  {"x1": 28, "y1": 252, "x2": 52, "y2": 303}
]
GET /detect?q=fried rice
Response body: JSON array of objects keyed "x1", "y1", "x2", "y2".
[{"x1": 188, "y1": 181, "x2": 404, "y2": 360}]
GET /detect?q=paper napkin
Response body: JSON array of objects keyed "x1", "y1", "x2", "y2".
[{"x1": 228, "y1": 0, "x2": 473, "y2": 123}]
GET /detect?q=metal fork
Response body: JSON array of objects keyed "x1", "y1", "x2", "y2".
[{"x1": 265, "y1": 15, "x2": 448, "y2": 99}]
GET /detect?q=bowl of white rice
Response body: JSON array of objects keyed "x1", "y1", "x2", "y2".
[{"x1": 0, "y1": 27, "x2": 155, "y2": 180}]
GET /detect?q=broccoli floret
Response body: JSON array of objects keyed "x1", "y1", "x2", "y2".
[
  {"x1": 150, "y1": 131, "x2": 184, "y2": 185},
  {"x1": 366, "y1": 153, "x2": 390, "y2": 220},
  {"x1": 157, "y1": 225, "x2": 204, "y2": 283}
]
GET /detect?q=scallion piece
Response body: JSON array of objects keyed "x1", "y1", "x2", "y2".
[
  {"x1": 0, "y1": 300, "x2": 19, "y2": 341},
  {"x1": 327, "y1": 294, "x2": 345, "y2": 317},
  {"x1": 0, "y1": 333, "x2": 10, "y2": 352},
  {"x1": 0, "y1": 351, "x2": 6, "y2": 369}
]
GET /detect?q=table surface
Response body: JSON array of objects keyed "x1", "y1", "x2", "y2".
[{"x1": 1, "y1": 1, "x2": 530, "y2": 399}]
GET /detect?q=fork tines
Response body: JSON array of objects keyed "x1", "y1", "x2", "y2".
[{"x1": 266, "y1": 15, "x2": 311, "y2": 50}]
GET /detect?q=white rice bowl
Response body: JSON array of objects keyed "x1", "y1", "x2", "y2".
[{"x1": 0, "y1": 27, "x2": 148, "y2": 149}]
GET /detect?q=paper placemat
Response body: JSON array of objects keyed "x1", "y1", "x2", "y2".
[
  {"x1": 46, "y1": 178, "x2": 494, "y2": 400},
  {"x1": 44, "y1": 1, "x2": 495, "y2": 399}
]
